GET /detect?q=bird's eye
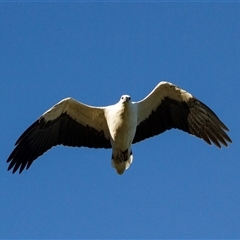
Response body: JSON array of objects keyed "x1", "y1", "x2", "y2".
[{"x1": 129, "y1": 97, "x2": 131, "y2": 100}]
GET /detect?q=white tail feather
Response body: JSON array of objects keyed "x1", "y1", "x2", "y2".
[{"x1": 111, "y1": 155, "x2": 133, "y2": 175}]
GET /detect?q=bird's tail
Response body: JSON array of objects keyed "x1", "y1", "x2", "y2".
[{"x1": 111, "y1": 151, "x2": 133, "y2": 175}]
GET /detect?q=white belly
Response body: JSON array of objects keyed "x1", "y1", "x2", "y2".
[{"x1": 105, "y1": 102, "x2": 137, "y2": 150}]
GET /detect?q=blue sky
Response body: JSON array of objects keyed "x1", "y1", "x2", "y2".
[{"x1": 1, "y1": 2, "x2": 240, "y2": 239}]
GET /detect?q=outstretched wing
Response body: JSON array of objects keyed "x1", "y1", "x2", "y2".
[
  {"x1": 7, "y1": 97, "x2": 111, "y2": 173},
  {"x1": 133, "y1": 81, "x2": 232, "y2": 147}
]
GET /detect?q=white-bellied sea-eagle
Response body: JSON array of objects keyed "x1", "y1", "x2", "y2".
[{"x1": 7, "y1": 81, "x2": 232, "y2": 174}]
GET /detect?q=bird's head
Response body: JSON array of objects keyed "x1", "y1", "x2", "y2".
[{"x1": 120, "y1": 95, "x2": 131, "y2": 104}]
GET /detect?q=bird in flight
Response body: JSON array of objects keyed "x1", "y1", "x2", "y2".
[{"x1": 7, "y1": 81, "x2": 232, "y2": 174}]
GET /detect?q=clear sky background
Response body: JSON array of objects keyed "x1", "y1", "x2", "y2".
[{"x1": 1, "y1": 2, "x2": 240, "y2": 239}]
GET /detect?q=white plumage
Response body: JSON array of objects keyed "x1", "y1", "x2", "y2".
[{"x1": 7, "y1": 81, "x2": 232, "y2": 174}]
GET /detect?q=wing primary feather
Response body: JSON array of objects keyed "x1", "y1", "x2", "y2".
[
  {"x1": 197, "y1": 128, "x2": 212, "y2": 145},
  {"x1": 207, "y1": 121, "x2": 230, "y2": 146},
  {"x1": 194, "y1": 100, "x2": 229, "y2": 131},
  {"x1": 204, "y1": 127, "x2": 221, "y2": 148}
]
